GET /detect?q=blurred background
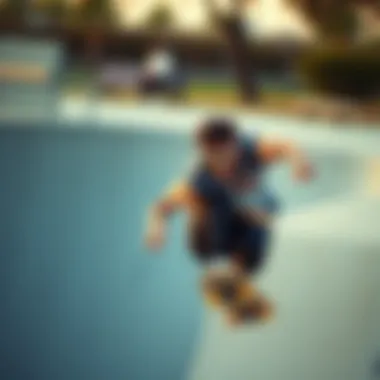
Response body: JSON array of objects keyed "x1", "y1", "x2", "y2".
[
  {"x1": 1, "y1": 2, "x2": 380, "y2": 380},
  {"x1": 1, "y1": 0, "x2": 380, "y2": 121}
]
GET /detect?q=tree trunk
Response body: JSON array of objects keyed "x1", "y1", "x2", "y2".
[
  {"x1": 217, "y1": 15, "x2": 258, "y2": 104},
  {"x1": 84, "y1": 28, "x2": 104, "y2": 100}
]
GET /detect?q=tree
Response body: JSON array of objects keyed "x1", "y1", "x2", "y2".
[
  {"x1": 146, "y1": 3, "x2": 173, "y2": 30},
  {"x1": 287, "y1": 0, "x2": 380, "y2": 43},
  {"x1": 66, "y1": 0, "x2": 119, "y2": 77},
  {"x1": 0, "y1": 0, "x2": 69, "y2": 29},
  {"x1": 0, "y1": 0, "x2": 27, "y2": 26},
  {"x1": 67, "y1": 0, "x2": 118, "y2": 30},
  {"x1": 206, "y1": 0, "x2": 258, "y2": 104},
  {"x1": 30, "y1": 0, "x2": 68, "y2": 27}
]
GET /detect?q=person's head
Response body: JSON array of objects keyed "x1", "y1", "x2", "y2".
[{"x1": 195, "y1": 117, "x2": 240, "y2": 174}]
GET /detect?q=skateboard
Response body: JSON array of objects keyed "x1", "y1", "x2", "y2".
[
  {"x1": 201, "y1": 271, "x2": 274, "y2": 325},
  {"x1": 227, "y1": 289, "x2": 274, "y2": 326}
]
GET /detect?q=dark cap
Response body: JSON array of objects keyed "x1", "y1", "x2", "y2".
[{"x1": 196, "y1": 117, "x2": 237, "y2": 146}]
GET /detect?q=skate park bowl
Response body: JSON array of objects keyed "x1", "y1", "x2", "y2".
[{"x1": 0, "y1": 41, "x2": 380, "y2": 379}]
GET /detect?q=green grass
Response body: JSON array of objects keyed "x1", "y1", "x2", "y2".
[
  {"x1": 63, "y1": 67, "x2": 299, "y2": 100},
  {"x1": 188, "y1": 81, "x2": 238, "y2": 92},
  {"x1": 62, "y1": 69, "x2": 378, "y2": 121},
  {"x1": 63, "y1": 75, "x2": 300, "y2": 112}
]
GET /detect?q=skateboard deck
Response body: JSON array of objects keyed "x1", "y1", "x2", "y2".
[
  {"x1": 201, "y1": 271, "x2": 274, "y2": 325},
  {"x1": 227, "y1": 289, "x2": 274, "y2": 326}
]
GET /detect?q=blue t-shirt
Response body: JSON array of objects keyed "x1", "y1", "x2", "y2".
[{"x1": 190, "y1": 137, "x2": 279, "y2": 215}]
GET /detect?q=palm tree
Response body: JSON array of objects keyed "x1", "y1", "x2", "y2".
[{"x1": 206, "y1": 0, "x2": 258, "y2": 104}]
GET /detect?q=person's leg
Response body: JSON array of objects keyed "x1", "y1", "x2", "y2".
[
  {"x1": 188, "y1": 213, "x2": 243, "y2": 308},
  {"x1": 234, "y1": 224, "x2": 270, "y2": 277},
  {"x1": 226, "y1": 221, "x2": 274, "y2": 325},
  {"x1": 191, "y1": 210, "x2": 275, "y2": 323}
]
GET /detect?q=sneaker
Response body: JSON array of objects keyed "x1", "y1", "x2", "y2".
[
  {"x1": 201, "y1": 271, "x2": 241, "y2": 309},
  {"x1": 228, "y1": 296, "x2": 274, "y2": 326}
]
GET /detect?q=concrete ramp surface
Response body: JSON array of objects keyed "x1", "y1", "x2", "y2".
[
  {"x1": 189, "y1": 197, "x2": 380, "y2": 380},
  {"x1": 0, "y1": 111, "x2": 379, "y2": 380}
]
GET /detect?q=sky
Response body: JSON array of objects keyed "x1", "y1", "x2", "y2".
[{"x1": 114, "y1": 0, "x2": 315, "y2": 41}]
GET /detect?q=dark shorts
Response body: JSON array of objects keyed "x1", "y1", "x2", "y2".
[{"x1": 189, "y1": 212, "x2": 270, "y2": 274}]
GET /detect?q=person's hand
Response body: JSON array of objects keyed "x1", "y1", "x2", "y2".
[
  {"x1": 145, "y1": 223, "x2": 166, "y2": 252},
  {"x1": 293, "y1": 160, "x2": 314, "y2": 183}
]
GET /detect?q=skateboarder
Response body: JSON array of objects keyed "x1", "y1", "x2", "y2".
[{"x1": 145, "y1": 117, "x2": 314, "y2": 325}]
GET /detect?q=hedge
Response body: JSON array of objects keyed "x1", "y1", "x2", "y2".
[{"x1": 299, "y1": 46, "x2": 380, "y2": 102}]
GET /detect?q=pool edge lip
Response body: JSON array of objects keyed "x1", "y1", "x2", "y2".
[{"x1": 1, "y1": 100, "x2": 380, "y2": 157}]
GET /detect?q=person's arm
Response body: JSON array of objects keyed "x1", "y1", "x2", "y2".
[
  {"x1": 256, "y1": 138, "x2": 314, "y2": 182},
  {"x1": 145, "y1": 181, "x2": 200, "y2": 251}
]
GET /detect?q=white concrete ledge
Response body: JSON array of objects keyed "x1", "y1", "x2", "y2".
[{"x1": 60, "y1": 99, "x2": 380, "y2": 157}]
